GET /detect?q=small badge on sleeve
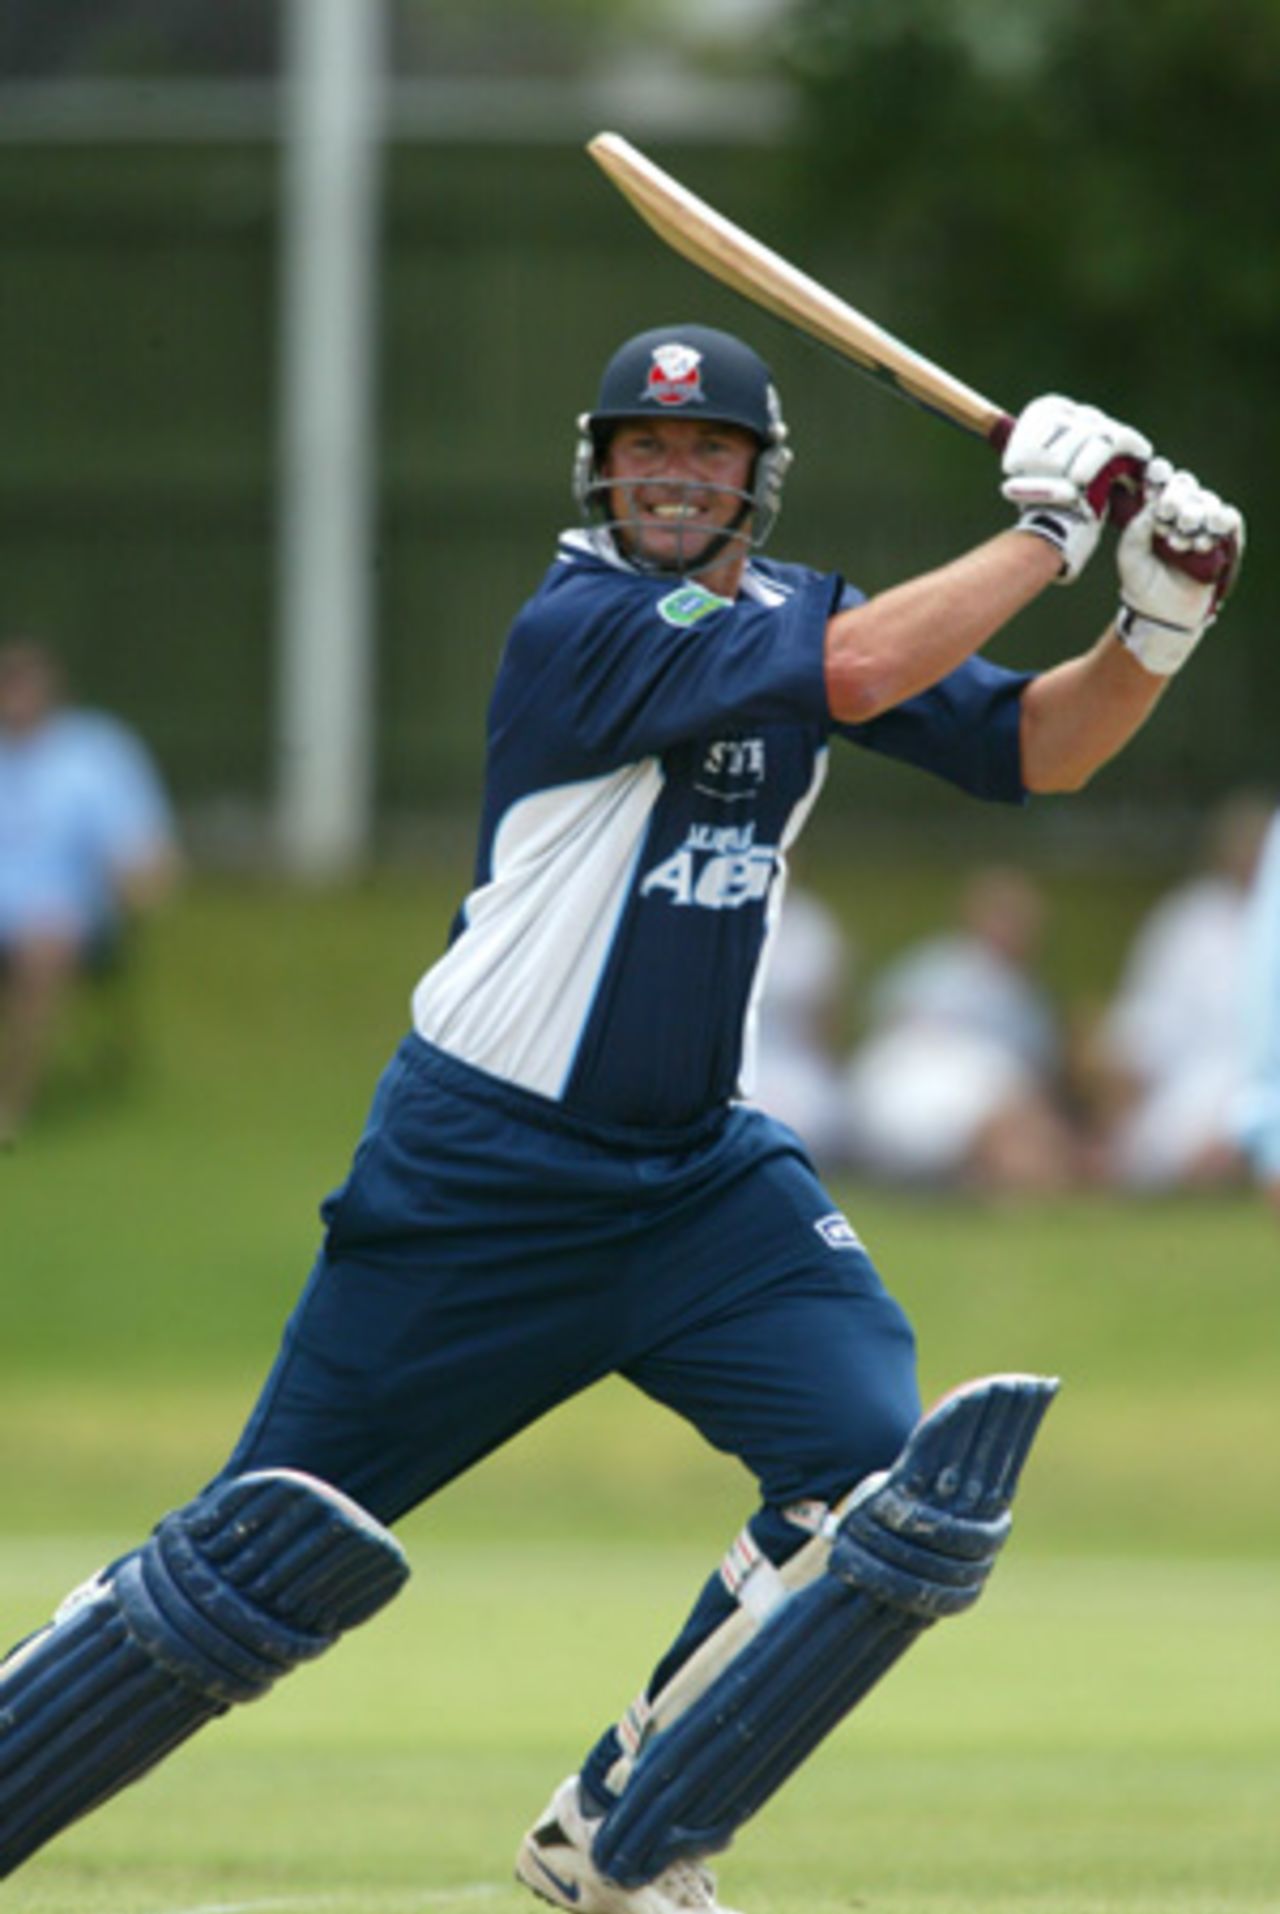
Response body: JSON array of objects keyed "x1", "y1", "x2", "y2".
[
  {"x1": 814, "y1": 1212, "x2": 864, "y2": 1251},
  {"x1": 657, "y1": 583, "x2": 732, "y2": 629}
]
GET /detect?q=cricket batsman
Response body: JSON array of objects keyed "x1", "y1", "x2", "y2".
[{"x1": 0, "y1": 324, "x2": 1243, "y2": 1911}]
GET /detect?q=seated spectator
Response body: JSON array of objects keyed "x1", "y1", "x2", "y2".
[
  {"x1": 1234, "y1": 804, "x2": 1280, "y2": 1219},
  {"x1": 748, "y1": 881, "x2": 853, "y2": 1168},
  {"x1": 1094, "y1": 793, "x2": 1272, "y2": 1192},
  {"x1": 0, "y1": 638, "x2": 180, "y2": 1142},
  {"x1": 840, "y1": 865, "x2": 1090, "y2": 1195}
]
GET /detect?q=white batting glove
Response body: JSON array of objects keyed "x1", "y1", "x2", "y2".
[
  {"x1": 1002, "y1": 393, "x2": 1153, "y2": 582},
  {"x1": 1116, "y1": 459, "x2": 1245, "y2": 676}
]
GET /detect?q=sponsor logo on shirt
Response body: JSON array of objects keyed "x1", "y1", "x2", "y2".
[
  {"x1": 696, "y1": 735, "x2": 766, "y2": 801},
  {"x1": 656, "y1": 582, "x2": 731, "y2": 629},
  {"x1": 640, "y1": 820, "x2": 777, "y2": 910},
  {"x1": 814, "y1": 1212, "x2": 864, "y2": 1251}
]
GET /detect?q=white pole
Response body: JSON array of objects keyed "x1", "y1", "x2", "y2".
[{"x1": 276, "y1": 0, "x2": 385, "y2": 876}]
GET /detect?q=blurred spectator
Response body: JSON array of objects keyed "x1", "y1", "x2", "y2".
[
  {"x1": 748, "y1": 881, "x2": 853, "y2": 1167},
  {"x1": 0, "y1": 638, "x2": 180, "y2": 1142},
  {"x1": 840, "y1": 866, "x2": 1090, "y2": 1195},
  {"x1": 1093, "y1": 793, "x2": 1272, "y2": 1193},
  {"x1": 1231, "y1": 805, "x2": 1280, "y2": 1218}
]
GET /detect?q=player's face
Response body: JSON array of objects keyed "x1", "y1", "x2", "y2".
[{"x1": 602, "y1": 418, "x2": 758, "y2": 584}]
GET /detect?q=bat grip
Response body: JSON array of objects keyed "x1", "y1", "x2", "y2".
[
  {"x1": 1098, "y1": 457, "x2": 1146, "y2": 529},
  {"x1": 991, "y1": 428, "x2": 1231, "y2": 587}
]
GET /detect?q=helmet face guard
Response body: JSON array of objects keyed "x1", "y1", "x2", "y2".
[{"x1": 573, "y1": 325, "x2": 793, "y2": 575}]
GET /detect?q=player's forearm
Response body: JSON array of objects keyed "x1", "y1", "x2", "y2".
[
  {"x1": 823, "y1": 530, "x2": 1058, "y2": 725},
  {"x1": 1018, "y1": 632, "x2": 1166, "y2": 793},
  {"x1": 116, "y1": 847, "x2": 182, "y2": 914}
]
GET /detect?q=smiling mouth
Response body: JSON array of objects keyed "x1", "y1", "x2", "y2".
[
  {"x1": 599, "y1": 475, "x2": 751, "y2": 574},
  {"x1": 639, "y1": 501, "x2": 716, "y2": 530}
]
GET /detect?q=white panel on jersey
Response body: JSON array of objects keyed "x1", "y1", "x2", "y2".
[
  {"x1": 412, "y1": 760, "x2": 664, "y2": 1100},
  {"x1": 738, "y1": 566, "x2": 793, "y2": 609},
  {"x1": 736, "y1": 744, "x2": 829, "y2": 1100}
]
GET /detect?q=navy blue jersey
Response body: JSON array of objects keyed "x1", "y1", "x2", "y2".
[{"x1": 413, "y1": 531, "x2": 1030, "y2": 1130}]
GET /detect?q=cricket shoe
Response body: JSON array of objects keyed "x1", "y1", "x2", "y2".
[{"x1": 516, "y1": 1774, "x2": 742, "y2": 1914}]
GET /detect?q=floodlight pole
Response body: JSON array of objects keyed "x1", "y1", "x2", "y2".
[{"x1": 276, "y1": 0, "x2": 385, "y2": 876}]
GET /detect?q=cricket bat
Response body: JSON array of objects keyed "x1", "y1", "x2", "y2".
[
  {"x1": 586, "y1": 131, "x2": 1242, "y2": 587},
  {"x1": 587, "y1": 130, "x2": 1015, "y2": 449}
]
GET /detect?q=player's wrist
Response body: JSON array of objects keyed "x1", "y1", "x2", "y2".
[
  {"x1": 1013, "y1": 506, "x2": 1099, "y2": 584},
  {"x1": 1115, "y1": 602, "x2": 1206, "y2": 676}
]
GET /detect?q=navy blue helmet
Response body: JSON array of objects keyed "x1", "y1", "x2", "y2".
[{"x1": 573, "y1": 324, "x2": 794, "y2": 569}]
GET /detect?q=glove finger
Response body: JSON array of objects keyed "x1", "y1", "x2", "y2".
[
  {"x1": 1068, "y1": 425, "x2": 1152, "y2": 483},
  {"x1": 1153, "y1": 469, "x2": 1211, "y2": 537},
  {"x1": 1000, "y1": 395, "x2": 1065, "y2": 472},
  {"x1": 1153, "y1": 530, "x2": 1239, "y2": 591},
  {"x1": 1001, "y1": 475, "x2": 1083, "y2": 509},
  {"x1": 1204, "y1": 499, "x2": 1242, "y2": 541},
  {"x1": 1003, "y1": 396, "x2": 1147, "y2": 477}
]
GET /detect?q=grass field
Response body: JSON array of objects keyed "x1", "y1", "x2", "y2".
[
  {"x1": 2, "y1": 1546, "x2": 1277, "y2": 1914},
  {"x1": 3, "y1": 870, "x2": 1278, "y2": 1913}
]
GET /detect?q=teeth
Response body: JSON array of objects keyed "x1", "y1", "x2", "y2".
[{"x1": 651, "y1": 504, "x2": 701, "y2": 520}]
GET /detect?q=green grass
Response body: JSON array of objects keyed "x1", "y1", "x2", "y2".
[
  {"x1": 1, "y1": 1546, "x2": 1277, "y2": 1913},
  {"x1": 3, "y1": 870, "x2": 1278, "y2": 1910}
]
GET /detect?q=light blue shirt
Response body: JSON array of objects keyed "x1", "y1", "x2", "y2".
[
  {"x1": 1236, "y1": 809, "x2": 1280, "y2": 1180},
  {"x1": 0, "y1": 709, "x2": 175, "y2": 944}
]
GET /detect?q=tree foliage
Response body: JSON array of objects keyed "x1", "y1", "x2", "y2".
[
  {"x1": 777, "y1": 0, "x2": 1280, "y2": 773},
  {"x1": 783, "y1": 0, "x2": 1279, "y2": 408}
]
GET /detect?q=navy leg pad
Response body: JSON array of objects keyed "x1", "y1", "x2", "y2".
[
  {"x1": 594, "y1": 1374, "x2": 1058, "y2": 1888},
  {"x1": 0, "y1": 1469, "x2": 409, "y2": 1879}
]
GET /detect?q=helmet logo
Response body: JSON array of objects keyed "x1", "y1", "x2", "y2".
[{"x1": 643, "y1": 343, "x2": 705, "y2": 407}]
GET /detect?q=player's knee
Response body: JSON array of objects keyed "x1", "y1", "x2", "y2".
[
  {"x1": 831, "y1": 1373, "x2": 1058, "y2": 1619},
  {"x1": 113, "y1": 1467, "x2": 411, "y2": 1701},
  {"x1": 807, "y1": 1298, "x2": 921, "y2": 1496},
  {"x1": 779, "y1": 1389, "x2": 921, "y2": 1515}
]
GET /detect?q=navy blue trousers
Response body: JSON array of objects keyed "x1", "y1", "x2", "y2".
[{"x1": 220, "y1": 1035, "x2": 921, "y2": 1793}]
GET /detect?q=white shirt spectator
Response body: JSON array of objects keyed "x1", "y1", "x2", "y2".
[
  {"x1": 1233, "y1": 807, "x2": 1280, "y2": 1195},
  {"x1": 1100, "y1": 796, "x2": 1271, "y2": 1190},
  {"x1": 749, "y1": 884, "x2": 851, "y2": 1167},
  {"x1": 840, "y1": 867, "x2": 1084, "y2": 1193}
]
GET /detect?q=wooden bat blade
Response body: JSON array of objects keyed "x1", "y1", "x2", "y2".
[{"x1": 587, "y1": 131, "x2": 1013, "y2": 448}]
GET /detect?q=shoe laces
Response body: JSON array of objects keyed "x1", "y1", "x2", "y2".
[{"x1": 656, "y1": 1858, "x2": 719, "y2": 1910}]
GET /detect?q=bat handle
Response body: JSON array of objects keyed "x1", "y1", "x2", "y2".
[
  {"x1": 1100, "y1": 456, "x2": 1146, "y2": 529},
  {"x1": 990, "y1": 428, "x2": 1232, "y2": 587}
]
